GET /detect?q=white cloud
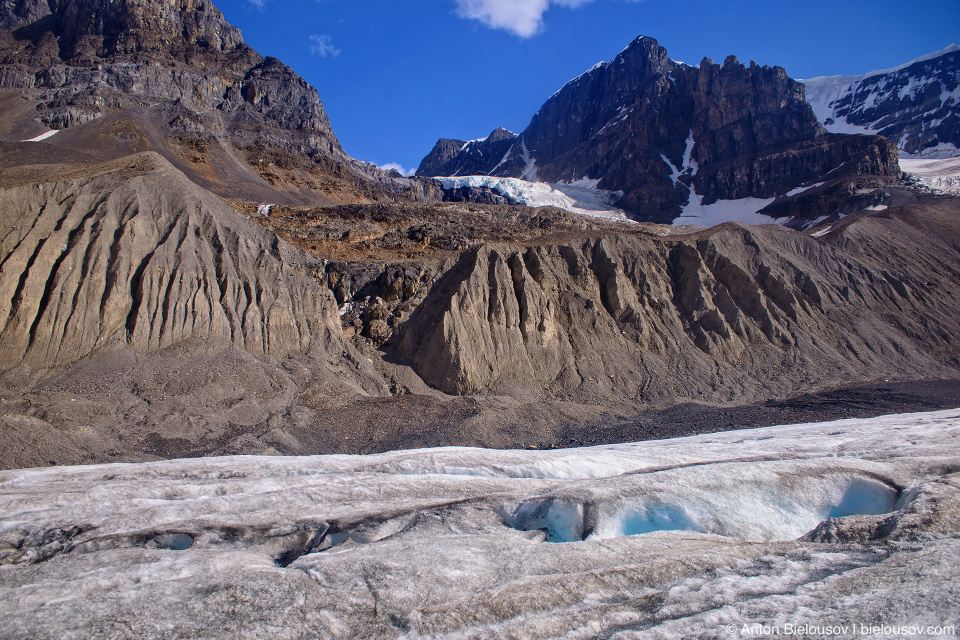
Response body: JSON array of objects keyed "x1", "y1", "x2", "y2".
[
  {"x1": 451, "y1": 0, "x2": 593, "y2": 38},
  {"x1": 380, "y1": 162, "x2": 416, "y2": 177},
  {"x1": 309, "y1": 34, "x2": 341, "y2": 58}
]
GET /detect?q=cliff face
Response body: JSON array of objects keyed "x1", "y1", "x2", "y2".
[
  {"x1": 419, "y1": 127, "x2": 521, "y2": 179},
  {"x1": 416, "y1": 138, "x2": 468, "y2": 178},
  {"x1": 418, "y1": 36, "x2": 901, "y2": 223},
  {"x1": 1, "y1": 0, "x2": 270, "y2": 126},
  {"x1": 0, "y1": 0, "x2": 245, "y2": 63}
]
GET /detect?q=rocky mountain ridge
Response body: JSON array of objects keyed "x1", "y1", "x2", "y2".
[
  {"x1": 802, "y1": 45, "x2": 960, "y2": 159},
  {"x1": 393, "y1": 212, "x2": 960, "y2": 401},
  {"x1": 417, "y1": 36, "x2": 901, "y2": 224},
  {"x1": 0, "y1": 0, "x2": 440, "y2": 207}
]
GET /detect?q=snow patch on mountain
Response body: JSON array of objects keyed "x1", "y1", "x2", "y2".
[
  {"x1": 681, "y1": 130, "x2": 699, "y2": 176},
  {"x1": 662, "y1": 135, "x2": 785, "y2": 227},
  {"x1": 519, "y1": 139, "x2": 538, "y2": 181},
  {"x1": 673, "y1": 195, "x2": 780, "y2": 227},
  {"x1": 803, "y1": 74, "x2": 876, "y2": 135},
  {"x1": 22, "y1": 129, "x2": 59, "y2": 142},
  {"x1": 436, "y1": 175, "x2": 628, "y2": 221}
]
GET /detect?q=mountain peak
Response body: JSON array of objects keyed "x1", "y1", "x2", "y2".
[
  {"x1": 0, "y1": 0, "x2": 438, "y2": 207},
  {"x1": 611, "y1": 34, "x2": 672, "y2": 73},
  {"x1": 419, "y1": 34, "x2": 900, "y2": 224},
  {"x1": 487, "y1": 127, "x2": 517, "y2": 142}
]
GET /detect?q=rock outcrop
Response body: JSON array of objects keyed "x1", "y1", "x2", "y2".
[
  {"x1": 420, "y1": 127, "x2": 520, "y2": 179},
  {"x1": 416, "y1": 137, "x2": 468, "y2": 177},
  {"x1": 418, "y1": 36, "x2": 901, "y2": 223}
]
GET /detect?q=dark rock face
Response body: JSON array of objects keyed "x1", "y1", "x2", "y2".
[
  {"x1": 696, "y1": 133, "x2": 901, "y2": 204},
  {"x1": 416, "y1": 138, "x2": 467, "y2": 177},
  {"x1": 0, "y1": 0, "x2": 244, "y2": 62},
  {"x1": 221, "y1": 55, "x2": 340, "y2": 158},
  {"x1": 0, "y1": 0, "x2": 312, "y2": 138},
  {"x1": 0, "y1": 0, "x2": 261, "y2": 128},
  {"x1": 803, "y1": 47, "x2": 960, "y2": 158},
  {"x1": 419, "y1": 36, "x2": 901, "y2": 223},
  {"x1": 416, "y1": 127, "x2": 519, "y2": 178}
]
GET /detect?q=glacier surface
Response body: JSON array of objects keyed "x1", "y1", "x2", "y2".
[
  {"x1": 900, "y1": 157, "x2": 960, "y2": 195},
  {"x1": 1, "y1": 409, "x2": 959, "y2": 638},
  {"x1": 437, "y1": 175, "x2": 629, "y2": 222}
]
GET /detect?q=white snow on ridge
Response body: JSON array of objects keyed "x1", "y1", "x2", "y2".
[
  {"x1": 861, "y1": 44, "x2": 959, "y2": 80},
  {"x1": 785, "y1": 181, "x2": 824, "y2": 198},
  {"x1": 549, "y1": 60, "x2": 607, "y2": 101},
  {"x1": 900, "y1": 156, "x2": 960, "y2": 194},
  {"x1": 800, "y1": 45, "x2": 960, "y2": 158},
  {"x1": 799, "y1": 45, "x2": 960, "y2": 87},
  {"x1": 437, "y1": 175, "x2": 628, "y2": 222},
  {"x1": 459, "y1": 131, "x2": 516, "y2": 152}
]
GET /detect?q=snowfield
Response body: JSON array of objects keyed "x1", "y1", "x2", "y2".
[
  {"x1": 671, "y1": 194, "x2": 780, "y2": 227},
  {"x1": 666, "y1": 132, "x2": 790, "y2": 227},
  {"x1": 2, "y1": 409, "x2": 959, "y2": 639}
]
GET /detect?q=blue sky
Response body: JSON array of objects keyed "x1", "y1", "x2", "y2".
[{"x1": 214, "y1": 0, "x2": 960, "y2": 175}]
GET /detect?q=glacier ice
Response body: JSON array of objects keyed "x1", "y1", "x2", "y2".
[{"x1": 1, "y1": 409, "x2": 958, "y2": 638}]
